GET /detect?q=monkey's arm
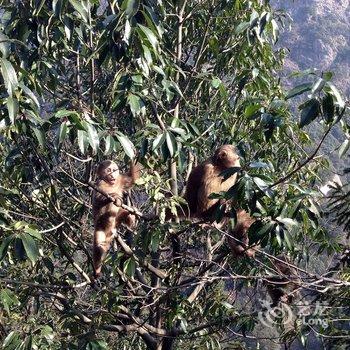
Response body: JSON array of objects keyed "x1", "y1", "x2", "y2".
[
  {"x1": 92, "y1": 190, "x2": 114, "y2": 208},
  {"x1": 123, "y1": 161, "x2": 140, "y2": 189}
]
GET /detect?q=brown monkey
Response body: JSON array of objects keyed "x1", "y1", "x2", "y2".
[
  {"x1": 92, "y1": 160, "x2": 139, "y2": 278},
  {"x1": 228, "y1": 209, "x2": 257, "y2": 258},
  {"x1": 184, "y1": 144, "x2": 240, "y2": 220},
  {"x1": 266, "y1": 255, "x2": 300, "y2": 306}
]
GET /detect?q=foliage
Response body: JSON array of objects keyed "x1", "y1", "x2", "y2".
[{"x1": 0, "y1": 0, "x2": 349, "y2": 349}]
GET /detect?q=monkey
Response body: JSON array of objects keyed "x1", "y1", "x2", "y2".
[
  {"x1": 228, "y1": 209, "x2": 257, "y2": 258},
  {"x1": 92, "y1": 160, "x2": 139, "y2": 278},
  {"x1": 184, "y1": 144, "x2": 241, "y2": 221},
  {"x1": 266, "y1": 255, "x2": 301, "y2": 306}
]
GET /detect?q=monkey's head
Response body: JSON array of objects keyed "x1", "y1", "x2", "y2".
[
  {"x1": 97, "y1": 160, "x2": 120, "y2": 185},
  {"x1": 214, "y1": 145, "x2": 240, "y2": 168}
]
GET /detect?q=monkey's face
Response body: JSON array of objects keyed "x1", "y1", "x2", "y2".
[
  {"x1": 215, "y1": 145, "x2": 240, "y2": 168},
  {"x1": 100, "y1": 162, "x2": 120, "y2": 185}
]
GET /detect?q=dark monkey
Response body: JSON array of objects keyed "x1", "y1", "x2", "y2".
[
  {"x1": 266, "y1": 255, "x2": 300, "y2": 306},
  {"x1": 184, "y1": 144, "x2": 241, "y2": 220},
  {"x1": 92, "y1": 160, "x2": 139, "y2": 278},
  {"x1": 228, "y1": 209, "x2": 257, "y2": 258}
]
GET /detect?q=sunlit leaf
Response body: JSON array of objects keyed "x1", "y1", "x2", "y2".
[
  {"x1": 311, "y1": 78, "x2": 325, "y2": 95},
  {"x1": 339, "y1": 139, "x2": 350, "y2": 158},
  {"x1": 116, "y1": 132, "x2": 135, "y2": 159},
  {"x1": 32, "y1": 127, "x2": 46, "y2": 148},
  {"x1": 0, "y1": 32, "x2": 10, "y2": 58},
  {"x1": 137, "y1": 24, "x2": 159, "y2": 52},
  {"x1": 3, "y1": 331, "x2": 21, "y2": 348},
  {"x1": 6, "y1": 97, "x2": 18, "y2": 124},
  {"x1": 104, "y1": 135, "x2": 115, "y2": 155},
  {"x1": 77, "y1": 130, "x2": 88, "y2": 154},
  {"x1": 211, "y1": 78, "x2": 221, "y2": 88},
  {"x1": 0, "y1": 58, "x2": 18, "y2": 96},
  {"x1": 85, "y1": 123, "x2": 99, "y2": 154},
  {"x1": 152, "y1": 133, "x2": 165, "y2": 151},
  {"x1": 123, "y1": 257, "x2": 136, "y2": 277},
  {"x1": 286, "y1": 83, "x2": 312, "y2": 99},
  {"x1": 58, "y1": 121, "x2": 68, "y2": 145},
  {"x1": 0, "y1": 288, "x2": 19, "y2": 314},
  {"x1": 326, "y1": 82, "x2": 345, "y2": 108},
  {"x1": 69, "y1": 0, "x2": 89, "y2": 22},
  {"x1": 122, "y1": 0, "x2": 140, "y2": 18},
  {"x1": 21, "y1": 234, "x2": 39, "y2": 263}
]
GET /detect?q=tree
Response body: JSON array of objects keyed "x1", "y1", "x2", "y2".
[{"x1": 0, "y1": 0, "x2": 349, "y2": 349}]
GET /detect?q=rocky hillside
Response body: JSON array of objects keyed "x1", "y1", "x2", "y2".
[{"x1": 272, "y1": 0, "x2": 350, "y2": 95}]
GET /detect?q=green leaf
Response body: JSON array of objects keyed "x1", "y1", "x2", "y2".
[
  {"x1": 188, "y1": 122, "x2": 200, "y2": 136},
  {"x1": 137, "y1": 24, "x2": 159, "y2": 52},
  {"x1": 116, "y1": 132, "x2": 135, "y2": 159},
  {"x1": 32, "y1": 127, "x2": 46, "y2": 148},
  {"x1": 253, "y1": 177, "x2": 274, "y2": 198},
  {"x1": 6, "y1": 97, "x2": 18, "y2": 124},
  {"x1": 271, "y1": 19, "x2": 279, "y2": 43},
  {"x1": 123, "y1": 257, "x2": 136, "y2": 277},
  {"x1": 21, "y1": 234, "x2": 39, "y2": 263},
  {"x1": 165, "y1": 131, "x2": 177, "y2": 157},
  {"x1": 326, "y1": 82, "x2": 345, "y2": 108},
  {"x1": 58, "y1": 121, "x2": 68, "y2": 145},
  {"x1": 322, "y1": 93, "x2": 334, "y2": 123},
  {"x1": 244, "y1": 104, "x2": 261, "y2": 118},
  {"x1": 18, "y1": 83, "x2": 40, "y2": 110},
  {"x1": 52, "y1": 0, "x2": 64, "y2": 18},
  {"x1": 299, "y1": 99, "x2": 320, "y2": 128},
  {"x1": 55, "y1": 109, "x2": 78, "y2": 118},
  {"x1": 0, "y1": 234, "x2": 14, "y2": 261},
  {"x1": 255, "y1": 222, "x2": 274, "y2": 241},
  {"x1": 142, "y1": 45, "x2": 153, "y2": 64},
  {"x1": 69, "y1": 0, "x2": 89, "y2": 22},
  {"x1": 235, "y1": 22, "x2": 250, "y2": 34},
  {"x1": 211, "y1": 78, "x2": 221, "y2": 88},
  {"x1": 77, "y1": 130, "x2": 88, "y2": 154},
  {"x1": 0, "y1": 288, "x2": 19, "y2": 314},
  {"x1": 150, "y1": 231, "x2": 160, "y2": 252},
  {"x1": 339, "y1": 139, "x2": 350, "y2": 158},
  {"x1": 104, "y1": 135, "x2": 115, "y2": 155},
  {"x1": 33, "y1": 0, "x2": 46, "y2": 15},
  {"x1": 3, "y1": 331, "x2": 21, "y2": 349},
  {"x1": 286, "y1": 83, "x2": 312, "y2": 99},
  {"x1": 276, "y1": 217, "x2": 298, "y2": 228},
  {"x1": 86, "y1": 340, "x2": 108, "y2": 350},
  {"x1": 311, "y1": 78, "x2": 325, "y2": 95},
  {"x1": 122, "y1": 0, "x2": 140, "y2": 18},
  {"x1": 85, "y1": 123, "x2": 99, "y2": 154},
  {"x1": 1, "y1": 58, "x2": 18, "y2": 96},
  {"x1": 152, "y1": 133, "x2": 165, "y2": 151},
  {"x1": 249, "y1": 161, "x2": 269, "y2": 169},
  {"x1": 127, "y1": 93, "x2": 144, "y2": 116},
  {"x1": 322, "y1": 71, "x2": 333, "y2": 81},
  {"x1": 275, "y1": 225, "x2": 283, "y2": 246},
  {"x1": 0, "y1": 32, "x2": 10, "y2": 58},
  {"x1": 24, "y1": 227, "x2": 42, "y2": 240}
]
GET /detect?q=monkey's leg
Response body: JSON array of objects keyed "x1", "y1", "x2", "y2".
[
  {"x1": 93, "y1": 218, "x2": 116, "y2": 278},
  {"x1": 93, "y1": 230, "x2": 108, "y2": 278}
]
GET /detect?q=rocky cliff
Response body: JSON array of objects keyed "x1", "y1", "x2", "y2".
[{"x1": 272, "y1": 0, "x2": 350, "y2": 94}]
